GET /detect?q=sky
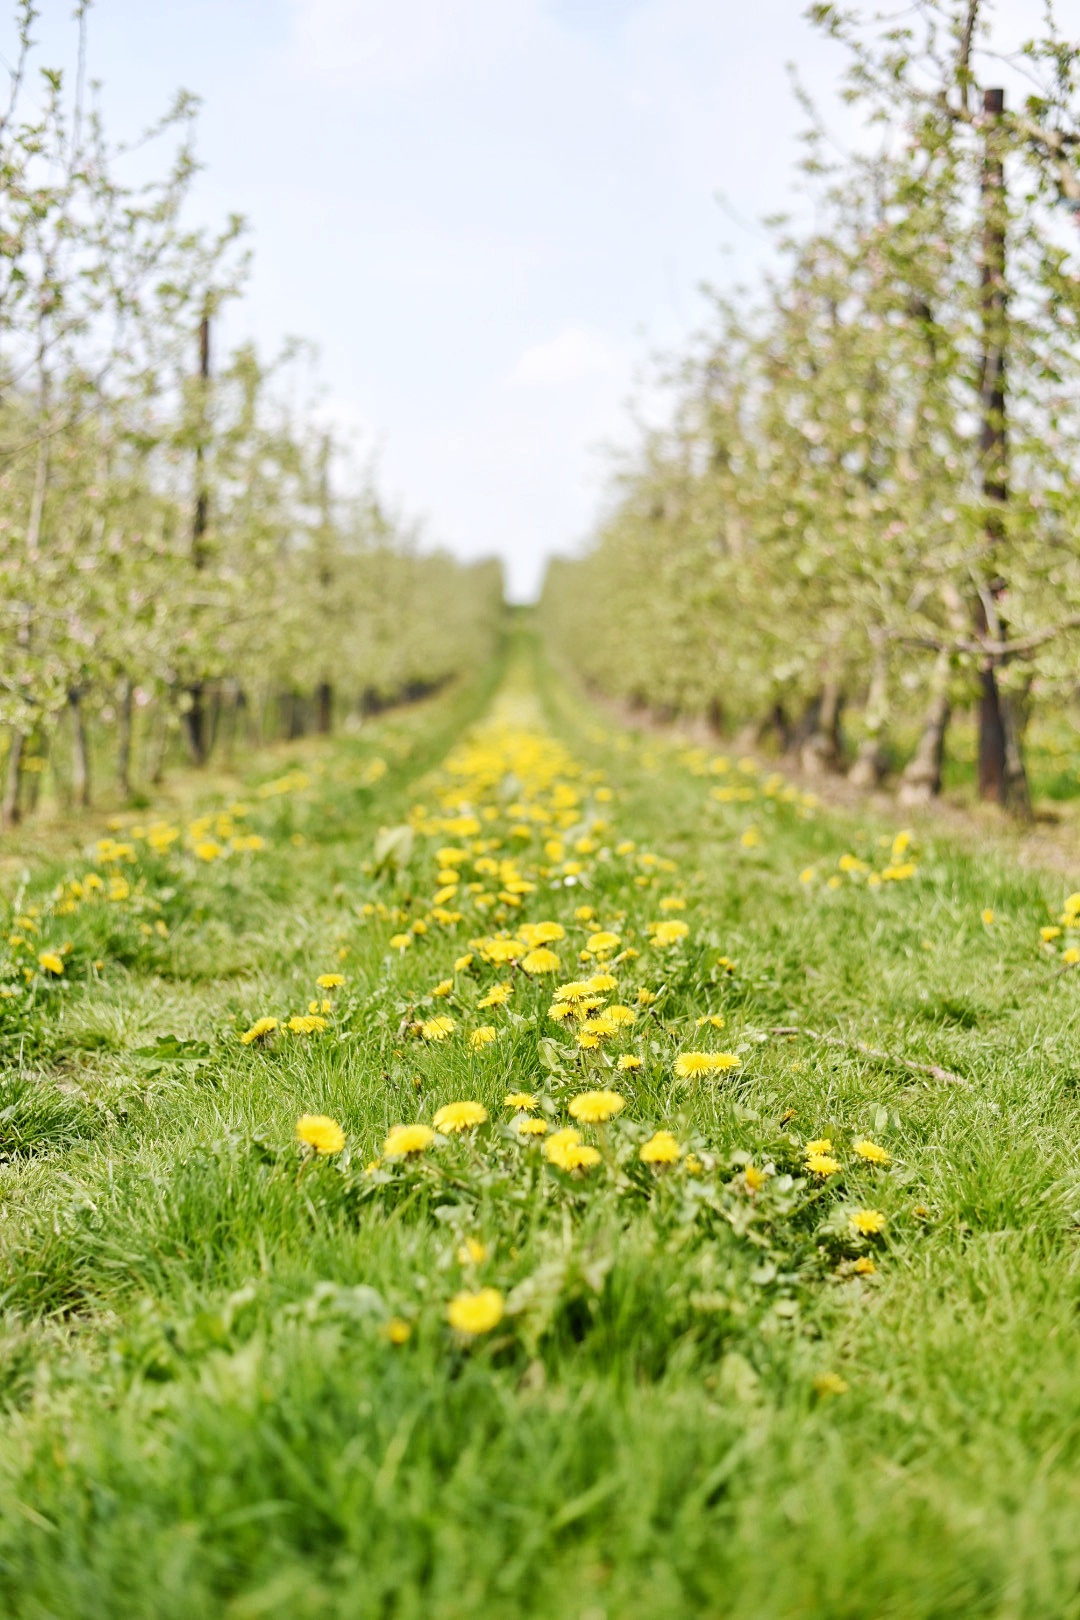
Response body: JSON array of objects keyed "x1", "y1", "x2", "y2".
[{"x1": 3, "y1": 0, "x2": 1042, "y2": 599}]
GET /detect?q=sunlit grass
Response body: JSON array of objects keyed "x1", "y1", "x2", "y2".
[{"x1": 0, "y1": 634, "x2": 1078, "y2": 1618}]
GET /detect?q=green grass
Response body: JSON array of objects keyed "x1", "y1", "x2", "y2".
[{"x1": 2, "y1": 630, "x2": 1080, "y2": 1618}]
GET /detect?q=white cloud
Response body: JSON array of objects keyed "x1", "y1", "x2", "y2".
[{"x1": 509, "y1": 327, "x2": 618, "y2": 387}]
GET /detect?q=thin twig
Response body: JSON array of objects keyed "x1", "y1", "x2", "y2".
[{"x1": 768, "y1": 1025, "x2": 968, "y2": 1087}]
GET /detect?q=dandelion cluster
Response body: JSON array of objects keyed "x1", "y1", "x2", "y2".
[
  {"x1": 0, "y1": 662, "x2": 913, "y2": 1373},
  {"x1": 264, "y1": 687, "x2": 911, "y2": 1350}
]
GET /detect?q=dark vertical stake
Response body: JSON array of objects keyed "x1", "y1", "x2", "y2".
[
  {"x1": 975, "y1": 87, "x2": 1028, "y2": 813},
  {"x1": 315, "y1": 435, "x2": 333, "y2": 733},
  {"x1": 186, "y1": 308, "x2": 210, "y2": 763},
  {"x1": 193, "y1": 311, "x2": 210, "y2": 569}
]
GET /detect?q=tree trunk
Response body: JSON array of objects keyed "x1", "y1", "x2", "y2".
[
  {"x1": 254, "y1": 687, "x2": 272, "y2": 750},
  {"x1": 2, "y1": 732, "x2": 24, "y2": 827},
  {"x1": 282, "y1": 693, "x2": 306, "y2": 740},
  {"x1": 219, "y1": 680, "x2": 244, "y2": 766},
  {"x1": 70, "y1": 689, "x2": 91, "y2": 809},
  {"x1": 116, "y1": 679, "x2": 133, "y2": 798},
  {"x1": 25, "y1": 736, "x2": 47, "y2": 814},
  {"x1": 974, "y1": 88, "x2": 1030, "y2": 818},
  {"x1": 148, "y1": 704, "x2": 170, "y2": 786},
  {"x1": 315, "y1": 681, "x2": 333, "y2": 735},
  {"x1": 898, "y1": 653, "x2": 951, "y2": 806},
  {"x1": 756, "y1": 701, "x2": 791, "y2": 753},
  {"x1": 1001, "y1": 687, "x2": 1030, "y2": 814},
  {"x1": 206, "y1": 681, "x2": 222, "y2": 760},
  {"x1": 800, "y1": 678, "x2": 844, "y2": 776},
  {"x1": 849, "y1": 645, "x2": 889, "y2": 788},
  {"x1": 184, "y1": 683, "x2": 207, "y2": 765}
]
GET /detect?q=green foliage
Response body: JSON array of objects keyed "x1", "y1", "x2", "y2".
[
  {"x1": 542, "y1": 2, "x2": 1080, "y2": 801},
  {"x1": 0, "y1": 9, "x2": 503, "y2": 816}
]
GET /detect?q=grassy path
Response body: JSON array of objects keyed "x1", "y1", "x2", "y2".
[{"x1": 2, "y1": 633, "x2": 1080, "y2": 1618}]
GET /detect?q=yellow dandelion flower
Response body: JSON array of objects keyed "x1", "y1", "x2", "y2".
[
  {"x1": 516, "y1": 1116, "x2": 548, "y2": 1137},
  {"x1": 586, "y1": 931, "x2": 621, "y2": 954},
  {"x1": 287, "y1": 1014, "x2": 327, "y2": 1034},
  {"x1": 546, "y1": 1131, "x2": 601, "y2": 1171},
  {"x1": 431, "y1": 979, "x2": 454, "y2": 998},
  {"x1": 1064, "y1": 947, "x2": 1080, "y2": 965},
  {"x1": 470, "y1": 1026, "x2": 498, "y2": 1049},
  {"x1": 649, "y1": 919, "x2": 690, "y2": 947},
  {"x1": 457, "y1": 1237, "x2": 489, "y2": 1265},
  {"x1": 37, "y1": 951, "x2": 64, "y2": 976},
  {"x1": 383, "y1": 1123, "x2": 435, "y2": 1157},
  {"x1": 526, "y1": 921, "x2": 565, "y2": 944},
  {"x1": 574, "y1": 905, "x2": 595, "y2": 922},
  {"x1": 454, "y1": 953, "x2": 474, "y2": 971},
  {"x1": 420, "y1": 1016, "x2": 456, "y2": 1040},
  {"x1": 477, "y1": 983, "x2": 513, "y2": 1009},
  {"x1": 636, "y1": 987, "x2": 658, "y2": 1006},
  {"x1": 240, "y1": 1016, "x2": 279, "y2": 1044},
  {"x1": 683, "y1": 1153, "x2": 704, "y2": 1175},
  {"x1": 799, "y1": 867, "x2": 816, "y2": 884},
  {"x1": 639, "y1": 1130, "x2": 682, "y2": 1166},
  {"x1": 849, "y1": 1208, "x2": 886, "y2": 1236},
  {"x1": 813, "y1": 1372, "x2": 848, "y2": 1397},
  {"x1": 882, "y1": 861, "x2": 917, "y2": 881},
  {"x1": 504, "y1": 1091, "x2": 537, "y2": 1110},
  {"x1": 617, "y1": 1054, "x2": 642, "y2": 1071},
  {"x1": 695, "y1": 1014, "x2": 725, "y2": 1029},
  {"x1": 674, "y1": 1052, "x2": 713, "y2": 1079},
  {"x1": 675, "y1": 1051, "x2": 740, "y2": 1078},
  {"x1": 805, "y1": 1153, "x2": 841, "y2": 1177},
  {"x1": 1041, "y1": 926, "x2": 1061, "y2": 942},
  {"x1": 385, "y1": 1317, "x2": 412, "y2": 1344},
  {"x1": 295, "y1": 1114, "x2": 345, "y2": 1154},
  {"x1": 981, "y1": 908, "x2": 995, "y2": 926},
  {"x1": 544, "y1": 1125, "x2": 581, "y2": 1156},
  {"x1": 521, "y1": 947, "x2": 561, "y2": 974},
  {"x1": 853, "y1": 1139, "x2": 891, "y2": 1166},
  {"x1": 389, "y1": 933, "x2": 412, "y2": 951},
  {"x1": 552, "y1": 980, "x2": 596, "y2": 1004},
  {"x1": 568, "y1": 1089, "x2": 625, "y2": 1124},
  {"x1": 433, "y1": 1100, "x2": 487, "y2": 1133},
  {"x1": 447, "y1": 1287, "x2": 504, "y2": 1336},
  {"x1": 852, "y1": 1256, "x2": 876, "y2": 1275},
  {"x1": 744, "y1": 1163, "x2": 767, "y2": 1191},
  {"x1": 586, "y1": 972, "x2": 618, "y2": 992},
  {"x1": 805, "y1": 1138, "x2": 833, "y2": 1155},
  {"x1": 316, "y1": 973, "x2": 345, "y2": 989}
]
